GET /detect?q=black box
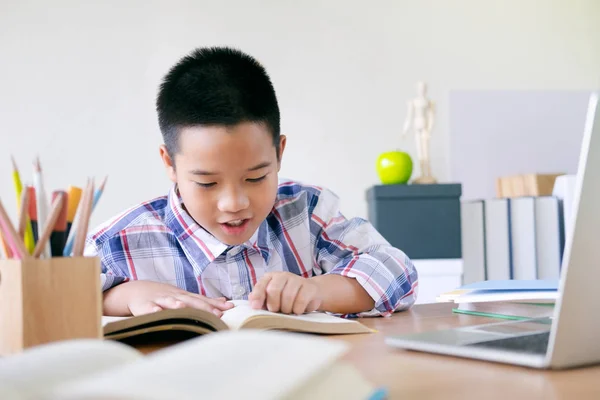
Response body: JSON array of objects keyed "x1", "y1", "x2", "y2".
[{"x1": 366, "y1": 183, "x2": 462, "y2": 259}]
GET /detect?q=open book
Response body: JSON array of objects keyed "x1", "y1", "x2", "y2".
[
  {"x1": 0, "y1": 330, "x2": 383, "y2": 400},
  {"x1": 103, "y1": 300, "x2": 373, "y2": 341}
]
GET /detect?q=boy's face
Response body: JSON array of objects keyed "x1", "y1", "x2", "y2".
[{"x1": 160, "y1": 122, "x2": 286, "y2": 246}]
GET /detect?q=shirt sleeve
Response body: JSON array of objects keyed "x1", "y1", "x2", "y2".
[
  {"x1": 84, "y1": 237, "x2": 130, "y2": 291},
  {"x1": 310, "y1": 188, "x2": 419, "y2": 317}
]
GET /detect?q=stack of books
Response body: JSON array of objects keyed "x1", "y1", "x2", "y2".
[
  {"x1": 461, "y1": 195, "x2": 565, "y2": 284},
  {"x1": 437, "y1": 279, "x2": 558, "y2": 320}
]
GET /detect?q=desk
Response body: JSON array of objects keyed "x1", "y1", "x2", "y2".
[{"x1": 133, "y1": 303, "x2": 600, "y2": 399}]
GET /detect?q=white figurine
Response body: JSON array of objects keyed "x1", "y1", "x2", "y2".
[{"x1": 402, "y1": 81, "x2": 437, "y2": 184}]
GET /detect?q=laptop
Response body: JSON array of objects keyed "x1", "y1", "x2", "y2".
[{"x1": 385, "y1": 92, "x2": 600, "y2": 370}]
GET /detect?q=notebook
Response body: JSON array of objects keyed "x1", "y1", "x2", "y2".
[
  {"x1": 0, "y1": 329, "x2": 384, "y2": 400},
  {"x1": 436, "y1": 279, "x2": 559, "y2": 303},
  {"x1": 103, "y1": 300, "x2": 373, "y2": 341},
  {"x1": 453, "y1": 301, "x2": 555, "y2": 320},
  {"x1": 436, "y1": 280, "x2": 558, "y2": 321}
]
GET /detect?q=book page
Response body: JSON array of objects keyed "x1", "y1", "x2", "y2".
[
  {"x1": 0, "y1": 339, "x2": 141, "y2": 399},
  {"x1": 102, "y1": 315, "x2": 129, "y2": 325},
  {"x1": 221, "y1": 300, "x2": 358, "y2": 330},
  {"x1": 45, "y1": 330, "x2": 349, "y2": 400}
]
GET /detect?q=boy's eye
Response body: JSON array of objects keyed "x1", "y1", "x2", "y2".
[
  {"x1": 247, "y1": 175, "x2": 267, "y2": 183},
  {"x1": 195, "y1": 182, "x2": 216, "y2": 188}
]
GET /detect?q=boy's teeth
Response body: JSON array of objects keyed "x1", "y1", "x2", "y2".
[{"x1": 226, "y1": 220, "x2": 244, "y2": 227}]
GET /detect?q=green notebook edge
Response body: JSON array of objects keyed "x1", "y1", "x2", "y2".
[{"x1": 451, "y1": 308, "x2": 532, "y2": 321}]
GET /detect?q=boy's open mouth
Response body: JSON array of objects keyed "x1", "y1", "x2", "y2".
[
  {"x1": 219, "y1": 218, "x2": 251, "y2": 236},
  {"x1": 224, "y1": 219, "x2": 245, "y2": 227}
]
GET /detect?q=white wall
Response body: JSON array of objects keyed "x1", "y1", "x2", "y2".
[
  {"x1": 1, "y1": 0, "x2": 599, "y2": 230},
  {"x1": 449, "y1": 90, "x2": 593, "y2": 201}
]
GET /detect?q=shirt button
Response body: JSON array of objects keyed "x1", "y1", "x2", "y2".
[{"x1": 232, "y1": 284, "x2": 245, "y2": 298}]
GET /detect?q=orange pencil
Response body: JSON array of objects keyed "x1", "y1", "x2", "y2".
[{"x1": 65, "y1": 186, "x2": 82, "y2": 239}]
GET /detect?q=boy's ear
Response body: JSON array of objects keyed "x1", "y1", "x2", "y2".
[
  {"x1": 159, "y1": 145, "x2": 178, "y2": 183},
  {"x1": 277, "y1": 135, "x2": 287, "y2": 171}
]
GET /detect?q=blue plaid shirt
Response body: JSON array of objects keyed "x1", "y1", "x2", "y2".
[{"x1": 85, "y1": 180, "x2": 418, "y2": 316}]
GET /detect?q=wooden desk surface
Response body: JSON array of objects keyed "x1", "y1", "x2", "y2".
[{"x1": 134, "y1": 303, "x2": 600, "y2": 399}]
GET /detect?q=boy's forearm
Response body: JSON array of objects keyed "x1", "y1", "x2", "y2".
[
  {"x1": 311, "y1": 274, "x2": 374, "y2": 314},
  {"x1": 103, "y1": 282, "x2": 136, "y2": 316}
]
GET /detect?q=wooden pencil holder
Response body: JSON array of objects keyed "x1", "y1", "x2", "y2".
[{"x1": 0, "y1": 257, "x2": 102, "y2": 356}]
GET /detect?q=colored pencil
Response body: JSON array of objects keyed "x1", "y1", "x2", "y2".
[
  {"x1": 92, "y1": 175, "x2": 108, "y2": 211},
  {"x1": 65, "y1": 186, "x2": 82, "y2": 239},
  {"x1": 49, "y1": 190, "x2": 68, "y2": 257},
  {"x1": 11, "y1": 156, "x2": 35, "y2": 254},
  {"x1": 0, "y1": 198, "x2": 28, "y2": 259},
  {"x1": 33, "y1": 193, "x2": 65, "y2": 258},
  {"x1": 0, "y1": 231, "x2": 10, "y2": 259},
  {"x1": 18, "y1": 186, "x2": 31, "y2": 239},
  {"x1": 72, "y1": 179, "x2": 94, "y2": 257},
  {"x1": 27, "y1": 186, "x2": 38, "y2": 244},
  {"x1": 63, "y1": 183, "x2": 87, "y2": 256},
  {"x1": 33, "y1": 156, "x2": 51, "y2": 258}
]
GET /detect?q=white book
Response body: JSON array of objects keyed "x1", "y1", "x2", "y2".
[
  {"x1": 510, "y1": 197, "x2": 538, "y2": 280},
  {"x1": 535, "y1": 196, "x2": 565, "y2": 280},
  {"x1": 0, "y1": 330, "x2": 379, "y2": 400},
  {"x1": 552, "y1": 174, "x2": 576, "y2": 244},
  {"x1": 450, "y1": 290, "x2": 558, "y2": 304},
  {"x1": 460, "y1": 200, "x2": 487, "y2": 284},
  {"x1": 484, "y1": 198, "x2": 512, "y2": 280}
]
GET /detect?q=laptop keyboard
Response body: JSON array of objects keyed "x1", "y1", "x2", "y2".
[{"x1": 467, "y1": 331, "x2": 550, "y2": 355}]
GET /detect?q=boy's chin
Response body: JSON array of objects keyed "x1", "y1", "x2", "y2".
[{"x1": 216, "y1": 234, "x2": 253, "y2": 246}]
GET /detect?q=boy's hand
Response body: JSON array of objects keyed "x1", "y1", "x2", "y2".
[
  {"x1": 248, "y1": 272, "x2": 322, "y2": 314},
  {"x1": 103, "y1": 280, "x2": 234, "y2": 317}
]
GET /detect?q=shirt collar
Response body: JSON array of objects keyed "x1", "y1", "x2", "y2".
[
  {"x1": 165, "y1": 185, "x2": 272, "y2": 271},
  {"x1": 245, "y1": 219, "x2": 272, "y2": 264}
]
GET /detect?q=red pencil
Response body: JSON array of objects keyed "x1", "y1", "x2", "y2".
[{"x1": 28, "y1": 186, "x2": 38, "y2": 244}]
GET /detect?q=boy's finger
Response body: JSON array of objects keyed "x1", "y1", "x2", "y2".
[
  {"x1": 129, "y1": 301, "x2": 163, "y2": 316},
  {"x1": 207, "y1": 297, "x2": 235, "y2": 311},
  {"x1": 176, "y1": 294, "x2": 224, "y2": 317},
  {"x1": 280, "y1": 279, "x2": 301, "y2": 314},
  {"x1": 292, "y1": 285, "x2": 313, "y2": 315},
  {"x1": 249, "y1": 275, "x2": 272, "y2": 309},
  {"x1": 306, "y1": 298, "x2": 321, "y2": 313},
  {"x1": 156, "y1": 295, "x2": 186, "y2": 310},
  {"x1": 265, "y1": 275, "x2": 287, "y2": 313}
]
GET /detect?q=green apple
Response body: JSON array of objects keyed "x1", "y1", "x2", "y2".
[{"x1": 376, "y1": 151, "x2": 413, "y2": 184}]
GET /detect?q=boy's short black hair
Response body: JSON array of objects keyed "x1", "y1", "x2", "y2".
[{"x1": 156, "y1": 46, "x2": 281, "y2": 158}]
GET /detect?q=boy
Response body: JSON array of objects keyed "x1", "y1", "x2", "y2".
[{"x1": 85, "y1": 46, "x2": 418, "y2": 318}]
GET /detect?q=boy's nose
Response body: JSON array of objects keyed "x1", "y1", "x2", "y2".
[{"x1": 217, "y1": 188, "x2": 250, "y2": 213}]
